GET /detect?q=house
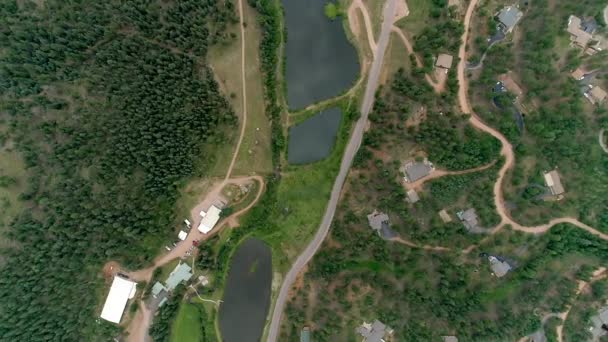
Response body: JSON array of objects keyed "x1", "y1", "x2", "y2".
[
  {"x1": 497, "y1": 6, "x2": 523, "y2": 33},
  {"x1": 543, "y1": 170, "x2": 565, "y2": 197},
  {"x1": 497, "y1": 73, "x2": 523, "y2": 98},
  {"x1": 567, "y1": 15, "x2": 593, "y2": 48},
  {"x1": 367, "y1": 210, "x2": 389, "y2": 231},
  {"x1": 151, "y1": 282, "x2": 167, "y2": 298},
  {"x1": 356, "y1": 320, "x2": 393, "y2": 342},
  {"x1": 402, "y1": 159, "x2": 434, "y2": 183},
  {"x1": 571, "y1": 67, "x2": 586, "y2": 81},
  {"x1": 300, "y1": 327, "x2": 311, "y2": 342},
  {"x1": 439, "y1": 209, "x2": 452, "y2": 223},
  {"x1": 443, "y1": 337, "x2": 458, "y2": 342},
  {"x1": 585, "y1": 85, "x2": 607, "y2": 105},
  {"x1": 589, "y1": 306, "x2": 608, "y2": 340},
  {"x1": 488, "y1": 255, "x2": 512, "y2": 277},
  {"x1": 100, "y1": 276, "x2": 137, "y2": 324},
  {"x1": 165, "y1": 262, "x2": 193, "y2": 291},
  {"x1": 197, "y1": 205, "x2": 222, "y2": 233},
  {"x1": 456, "y1": 208, "x2": 482, "y2": 232},
  {"x1": 406, "y1": 189, "x2": 420, "y2": 203},
  {"x1": 435, "y1": 54, "x2": 454, "y2": 73}
]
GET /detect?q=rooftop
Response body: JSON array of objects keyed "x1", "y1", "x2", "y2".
[
  {"x1": 489, "y1": 256, "x2": 512, "y2": 277},
  {"x1": 543, "y1": 170, "x2": 565, "y2": 196},
  {"x1": 403, "y1": 159, "x2": 434, "y2": 182},
  {"x1": 406, "y1": 189, "x2": 420, "y2": 203},
  {"x1": 456, "y1": 208, "x2": 481, "y2": 232},
  {"x1": 356, "y1": 320, "x2": 392, "y2": 342},
  {"x1": 165, "y1": 262, "x2": 193, "y2": 291},
  {"x1": 436, "y1": 54, "x2": 454, "y2": 69},
  {"x1": 567, "y1": 15, "x2": 593, "y2": 47},
  {"x1": 443, "y1": 336, "x2": 458, "y2": 342},
  {"x1": 571, "y1": 68, "x2": 586, "y2": 80},
  {"x1": 151, "y1": 282, "x2": 167, "y2": 297},
  {"x1": 588, "y1": 86, "x2": 607, "y2": 104},
  {"x1": 367, "y1": 210, "x2": 389, "y2": 231},
  {"x1": 497, "y1": 73, "x2": 523, "y2": 97},
  {"x1": 197, "y1": 205, "x2": 222, "y2": 234},
  {"x1": 100, "y1": 276, "x2": 137, "y2": 324},
  {"x1": 439, "y1": 209, "x2": 452, "y2": 223},
  {"x1": 497, "y1": 6, "x2": 523, "y2": 32}
]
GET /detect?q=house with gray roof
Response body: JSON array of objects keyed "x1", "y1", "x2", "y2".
[
  {"x1": 488, "y1": 256, "x2": 512, "y2": 277},
  {"x1": 402, "y1": 159, "x2": 434, "y2": 183},
  {"x1": 165, "y1": 262, "x2": 193, "y2": 291},
  {"x1": 497, "y1": 6, "x2": 523, "y2": 33},
  {"x1": 151, "y1": 282, "x2": 167, "y2": 298},
  {"x1": 590, "y1": 306, "x2": 608, "y2": 340},
  {"x1": 456, "y1": 208, "x2": 483, "y2": 233},
  {"x1": 356, "y1": 320, "x2": 393, "y2": 342},
  {"x1": 406, "y1": 189, "x2": 420, "y2": 203},
  {"x1": 443, "y1": 336, "x2": 458, "y2": 342},
  {"x1": 367, "y1": 210, "x2": 397, "y2": 240}
]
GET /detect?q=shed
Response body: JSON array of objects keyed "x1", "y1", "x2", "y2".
[
  {"x1": 438, "y1": 209, "x2": 452, "y2": 223},
  {"x1": 178, "y1": 230, "x2": 188, "y2": 241},
  {"x1": 198, "y1": 205, "x2": 222, "y2": 234},
  {"x1": 443, "y1": 337, "x2": 459, "y2": 342},
  {"x1": 497, "y1": 6, "x2": 523, "y2": 33},
  {"x1": 300, "y1": 327, "x2": 311, "y2": 342},
  {"x1": 100, "y1": 276, "x2": 137, "y2": 324},
  {"x1": 543, "y1": 170, "x2": 565, "y2": 196},
  {"x1": 406, "y1": 189, "x2": 420, "y2": 203},
  {"x1": 165, "y1": 262, "x2": 193, "y2": 291},
  {"x1": 435, "y1": 54, "x2": 454, "y2": 70}
]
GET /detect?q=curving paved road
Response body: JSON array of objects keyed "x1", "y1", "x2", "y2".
[
  {"x1": 265, "y1": 0, "x2": 398, "y2": 340},
  {"x1": 600, "y1": 129, "x2": 608, "y2": 154}
]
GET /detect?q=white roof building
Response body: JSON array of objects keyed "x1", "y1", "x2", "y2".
[
  {"x1": 100, "y1": 276, "x2": 137, "y2": 324},
  {"x1": 197, "y1": 205, "x2": 222, "y2": 234},
  {"x1": 178, "y1": 230, "x2": 188, "y2": 241}
]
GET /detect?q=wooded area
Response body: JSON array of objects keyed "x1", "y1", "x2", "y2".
[{"x1": 0, "y1": 0, "x2": 237, "y2": 340}]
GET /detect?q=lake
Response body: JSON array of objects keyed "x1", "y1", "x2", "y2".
[
  {"x1": 282, "y1": 0, "x2": 359, "y2": 110},
  {"x1": 219, "y1": 238, "x2": 272, "y2": 342},
  {"x1": 288, "y1": 108, "x2": 342, "y2": 164}
]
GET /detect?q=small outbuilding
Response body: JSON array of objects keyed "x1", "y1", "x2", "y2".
[
  {"x1": 443, "y1": 336, "x2": 459, "y2": 342},
  {"x1": 178, "y1": 230, "x2": 188, "y2": 241},
  {"x1": 198, "y1": 205, "x2": 222, "y2": 234},
  {"x1": 406, "y1": 189, "x2": 420, "y2": 203},
  {"x1": 438, "y1": 209, "x2": 452, "y2": 223},
  {"x1": 100, "y1": 276, "x2": 137, "y2": 324},
  {"x1": 571, "y1": 67, "x2": 586, "y2": 81},
  {"x1": 585, "y1": 86, "x2": 607, "y2": 105}
]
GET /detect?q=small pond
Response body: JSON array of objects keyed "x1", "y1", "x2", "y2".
[
  {"x1": 219, "y1": 238, "x2": 272, "y2": 342},
  {"x1": 288, "y1": 107, "x2": 342, "y2": 164},
  {"x1": 282, "y1": 0, "x2": 360, "y2": 110}
]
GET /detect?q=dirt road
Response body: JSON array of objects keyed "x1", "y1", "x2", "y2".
[
  {"x1": 404, "y1": 161, "x2": 496, "y2": 191},
  {"x1": 348, "y1": 0, "x2": 378, "y2": 54},
  {"x1": 266, "y1": 0, "x2": 398, "y2": 341},
  {"x1": 456, "y1": 0, "x2": 605, "y2": 238},
  {"x1": 391, "y1": 26, "x2": 444, "y2": 92}
]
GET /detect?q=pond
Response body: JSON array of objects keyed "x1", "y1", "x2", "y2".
[
  {"x1": 282, "y1": 0, "x2": 359, "y2": 110},
  {"x1": 219, "y1": 238, "x2": 272, "y2": 342},
  {"x1": 288, "y1": 107, "x2": 342, "y2": 164}
]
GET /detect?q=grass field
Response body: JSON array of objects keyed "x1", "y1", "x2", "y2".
[
  {"x1": 170, "y1": 301, "x2": 203, "y2": 342},
  {"x1": 381, "y1": 32, "x2": 412, "y2": 85},
  {"x1": 209, "y1": 1, "x2": 272, "y2": 176}
]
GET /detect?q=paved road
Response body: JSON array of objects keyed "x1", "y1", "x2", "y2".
[
  {"x1": 600, "y1": 129, "x2": 608, "y2": 153},
  {"x1": 604, "y1": 5, "x2": 608, "y2": 27},
  {"x1": 265, "y1": 0, "x2": 398, "y2": 340}
]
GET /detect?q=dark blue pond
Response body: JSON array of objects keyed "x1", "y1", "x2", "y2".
[{"x1": 288, "y1": 107, "x2": 342, "y2": 164}]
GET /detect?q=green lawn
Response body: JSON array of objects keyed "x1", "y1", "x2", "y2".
[
  {"x1": 396, "y1": 0, "x2": 433, "y2": 36},
  {"x1": 170, "y1": 302, "x2": 203, "y2": 342}
]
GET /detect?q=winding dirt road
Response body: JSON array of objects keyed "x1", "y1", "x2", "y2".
[
  {"x1": 266, "y1": 0, "x2": 399, "y2": 341},
  {"x1": 457, "y1": 0, "x2": 605, "y2": 238},
  {"x1": 404, "y1": 161, "x2": 496, "y2": 191},
  {"x1": 348, "y1": 0, "x2": 378, "y2": 54}
]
